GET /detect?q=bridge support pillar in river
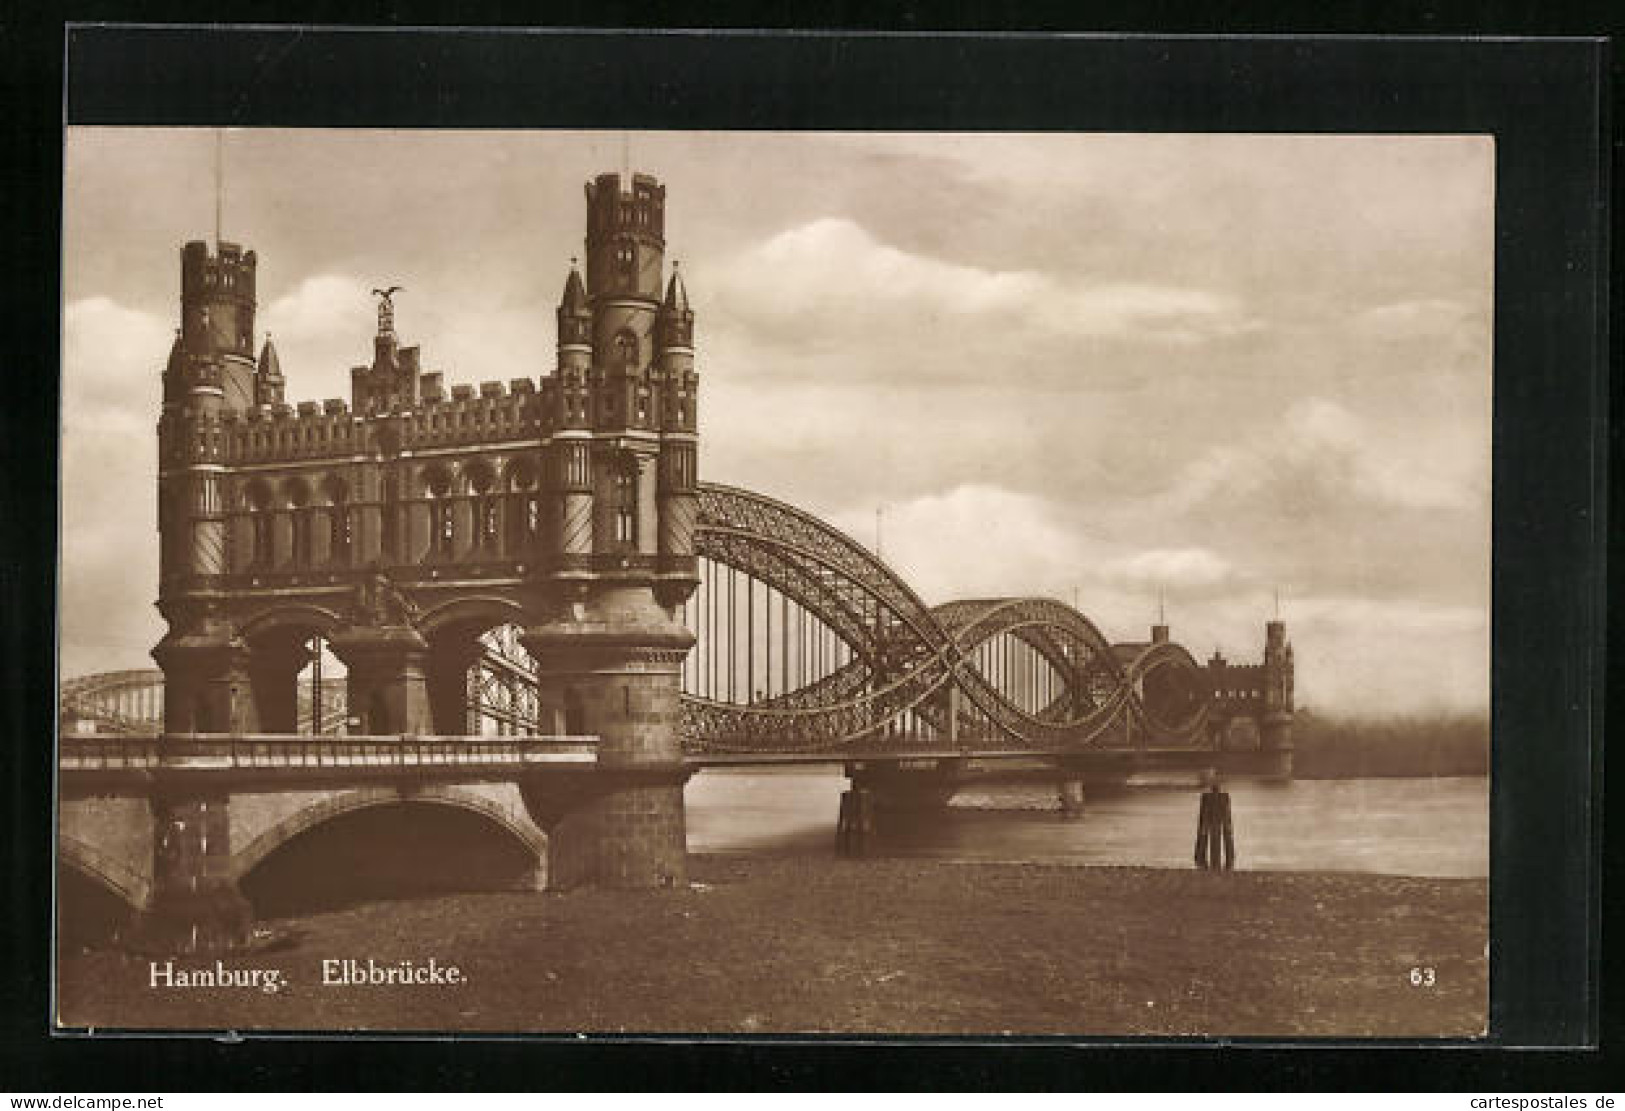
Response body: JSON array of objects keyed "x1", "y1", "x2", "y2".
[
  {"x1": 1258, "y1": 711, "x2": 1295, "y2": 781},
  {"x1": 521, "y1": 588, "x2": 695, "y2": 890},
  {"x1": 133, "y1": 775, "x2": 253, "y2": 954},
  {"x1": 847, "y1": 759, "x2": 962, "y2": 813},
  {"x1": 1057, "y1": 777, "x2": 1086, "y2": 819},
  {"x1": 835, "y1": 787, "x2": 876, "y2": 856},
  {"x1": 146, "y1": 629, "x2": 260, "y2": 952}
]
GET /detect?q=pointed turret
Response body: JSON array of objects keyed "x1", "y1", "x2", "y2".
[
  {"x1": 257, "y1": 335, "x2": 285, "y2": 407},
  {"x1": 557, "y1": 260, "x2": 593, "y2": 352},
  {"x1": 162, "y1": 330, "x2": 187, "y2": 406},
  {"x1": 257, "y1": 336, "x2": 281, "y2": 379},
  {"x1": 555, "y1": 260, "x2": 593, "y2": 429},
  {"x1": 656, "y1": 261, "x2": 694, "y2": 351},
  {"x1": 562, "y1": 263, "x2": 588, "y2": 312},
  {"x1": 662, "y1": 268, "x2": 689, "y2": 314}
]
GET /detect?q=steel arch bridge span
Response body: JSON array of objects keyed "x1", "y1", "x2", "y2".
[
  {"x1": 681, "y1": 482, "x2": 1211, "y2": 756},
  {"x1": 60, "y1": 670, "x2": 168, "y2": 735}
]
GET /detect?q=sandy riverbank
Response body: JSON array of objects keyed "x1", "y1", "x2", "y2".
[{"x1": 57, "y1": 856, "x2": 1486, "y2": 1037}]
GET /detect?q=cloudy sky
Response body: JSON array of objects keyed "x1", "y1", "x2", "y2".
[{"x1": 61, "y1": 129, "x2": 1492, "y2": 715}]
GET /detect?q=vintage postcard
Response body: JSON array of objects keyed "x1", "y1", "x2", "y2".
[{"x1": 57, "y1": 127, "x2": 1492, "y2": 1037}]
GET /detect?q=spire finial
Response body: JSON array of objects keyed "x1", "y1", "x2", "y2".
[
  {"x1": 1274, "y1": 586, "x2": 1281, "y2": 619},
  {"x1": 621, "y1": 132, "x2": 631, "y2": 190}
]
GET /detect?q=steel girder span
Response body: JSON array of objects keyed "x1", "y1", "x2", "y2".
[
  {"x1": 60, "y1": 482, "x2": 1212, "y2": 754},
  {"x1": 60, "y1": 669, "x2": 351, "y2": 736},
  {"x1": 680, "y1": 482, "x2": 1211, "y2": 756}
]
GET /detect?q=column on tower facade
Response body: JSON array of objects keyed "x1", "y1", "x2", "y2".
[
  {"x1": 555, "y1": 438, "x2": 593, "y2": 565},
  {"x1": 245, "y1": 637, "x2": 308, "y2": 734},
  {"x1": 425, "y1": 635, "x2": 486, "y2": 736},
  {"x1": 152, "y1": 629, "x2": 258, "y2": 734},
  {"x1": 329, "y1": 624, "x2": 432, "y2": 735}
]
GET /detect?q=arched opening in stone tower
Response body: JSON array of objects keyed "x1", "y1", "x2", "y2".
[
  {"x1": 240, "y1": 801, "x2": 540, "y2": 917},
  {"x1": 294, "y1": 635, "x2": 347, "y2": 734},
  {"x1": 247, "y1": 625, "x2": 347, "y2": 735},
  {"x1": 424, "y1": 619, "x2": 543, "y2": 736}
]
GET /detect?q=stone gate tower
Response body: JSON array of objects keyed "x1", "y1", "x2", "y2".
[
  {"x1": 519, "y1": 172, "x2": 701, "y2": 889},
  {"x1": 148, "y1": 171, "x2": 701, "y2": 947}
]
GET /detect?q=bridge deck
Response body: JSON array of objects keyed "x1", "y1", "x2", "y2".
[
  {"x1": 688, "y1": 748, "x2": 1230, "y2": 768},
  {"x1": 60, "y1": 733, "x2": 1248, "y2": 778},
  {"x1": 59, "y1": 733, "x2": 599, "y2": 774}
]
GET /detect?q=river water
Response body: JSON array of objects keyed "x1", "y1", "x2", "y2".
[{"x1": 686, "y1": 769, "x2": 1489, "y2": 878}]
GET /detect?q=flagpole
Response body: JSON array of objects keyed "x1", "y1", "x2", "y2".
[{"x1": 214, "y1": 128, "x2": 224, "y2": 246}]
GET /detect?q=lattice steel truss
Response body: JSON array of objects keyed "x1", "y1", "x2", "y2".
[
  {"x1": 681, "y1": 483, "x2": 1212, "y2": 755},
  {"x1": 467, "y1": 625, "x2": 544, "y2": 735}
]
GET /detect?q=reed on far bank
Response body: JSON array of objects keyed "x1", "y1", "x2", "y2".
[{"x1": 1291, "y1": 709, "x2": 1489, "y2": 779}]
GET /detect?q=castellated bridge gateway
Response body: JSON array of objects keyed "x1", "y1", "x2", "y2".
[{"x1": 59, "y1": 170, "x2": 1293, "y2": 953}]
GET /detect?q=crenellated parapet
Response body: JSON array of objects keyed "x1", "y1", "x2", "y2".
[
  {"x1": 585, "y1": 172, "x2": 666, "y2": 250},
  {"x1": 154, "y1": 169, "x2": 702, "y2": 617},
  {"x1": 1206, "y1": 660, "x2": 1266, "y2": 708},
  {"x1": 180, "y1": 240, "x2": 257, "y2": 360},
  {"x1": 212, "y1": 388, "x2": 552, "y2": 465}
]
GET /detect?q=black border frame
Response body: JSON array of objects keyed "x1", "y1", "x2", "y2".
[{"x1": 2, "y1": 20, "x2": 1611, "y2": 1090}]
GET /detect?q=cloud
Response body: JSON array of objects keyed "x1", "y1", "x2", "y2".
[
  {"x1": 1103, "y1": 547, "x2": 1236, "y2": 593},
  {"x1": 827, "y1": 484, "x2": 1095, "y2": 608},
  {"x1": 263, "y1": 275, "x2": 373, "y2": 346},
  {"x1": 1166, "y1": 397, "x2": 1476, "y2": 515},
  {"x1": 1351, "y1": 297, "x2": 1477, "y2": 338},
  {"x1": 710, "y1": 218, "x2": 1259, "y2": 361},
  {"x1": 817, "y1": 484, "x2": 1229, "y2": 641},
  {"x1": 1287, "y1": 595, "x2": 1485, "y2": 636},
  {"x1": 1279, "y1": 595, "x2": 1489, "y2": 714},
  {"x1": 60, "y1": 297, "x2": 170, "y2": 679},
  {"x1": 262, "y1": 273, "x2": 560, "y2": 404},
  {"x1": 61, "y1": 297, "x2": 169, "y2": 436},
  {"x1": 259, "y1": 275, "x2": 379, "y2": 400}
]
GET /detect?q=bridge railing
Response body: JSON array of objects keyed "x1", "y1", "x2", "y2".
[
  {"x1": 58, "y1": 732, "x2": 598, "y2": 772},
  {"x1": 58, "y1": 734, "x2": 162, "y2": 770}
]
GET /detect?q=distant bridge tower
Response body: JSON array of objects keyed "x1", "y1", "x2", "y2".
[
  {"x1": 1204, "y1": 619, "x2": 1295, "y2": 779},
  {"x1": 1259, "y1": 619, "x2": 1296, "y2": 778}
]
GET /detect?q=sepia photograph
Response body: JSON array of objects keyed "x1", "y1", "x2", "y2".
[{"x1": 56, "y1": 126, "x2": 1494, "y2": 1038}]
